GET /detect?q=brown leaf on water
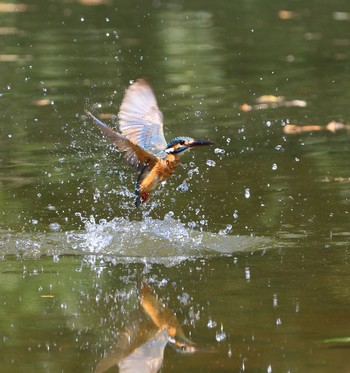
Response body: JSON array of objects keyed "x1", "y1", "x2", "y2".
[
  {"x1": 0, "y1": 54, "x2": 19, "y2": 62},
  {"x1": 278, "y1": 10, "x2": 299, "y2": 20},
  {"x1": 321, "y1": 176, "x2": 350, "y2": 183},
  {"x1": 240, "y1": 96, "x2": 307, "y2": 112},
  {"x1": 256, "y1": 95, "x2": 285, "y2": 104},
  {"x1": 33, "y1": 99, "x2": 52, "y2": 107},
  {"x1": 325, "y1": 121, "x2": 346, "y2": 133},
  {"x1": 278, "y1": 9, "x2": 310, "y2": 20},
  {"x1": 283, "y1": 99, "x2": 307, "y2": 107},
  {"x1": 0, "y1": 54, "x2": 32, "y2": 62},
  {"x1": 283, "y1": 121, "x2": 349, "y2": 135},
  {"x1": 239, "y1": 103, "x2": 252, "y2": 112},
  {"x1": 0, "y1": 3, "x2": 27, "y2": 12},
  {"x1": 0, "y1": 27, "x2": 26, "y2": 36},
  {"x1": 283, "y1": 124, "x2": 322, "y2": 134}
]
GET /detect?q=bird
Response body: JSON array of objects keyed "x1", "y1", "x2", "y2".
[{"x1": 86, "y1": 79, "x2": 214, "y2": 207}]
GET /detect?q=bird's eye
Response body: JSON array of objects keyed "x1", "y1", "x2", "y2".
[{"x1": 179, "y1": 140, "x2": 185, "y2": 145}]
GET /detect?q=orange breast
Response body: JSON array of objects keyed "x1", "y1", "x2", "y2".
[{"x1": 140, "y1": 157, "x2": 180, "y2": 193}]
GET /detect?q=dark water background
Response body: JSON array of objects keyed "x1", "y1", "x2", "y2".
[{"x1": 0, "y1": 0, "x2": 350, "y2": 372}]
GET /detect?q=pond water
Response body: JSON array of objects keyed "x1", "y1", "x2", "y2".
[{"x1": 1, "y1": 0, "x2": 350, "y2": 372}]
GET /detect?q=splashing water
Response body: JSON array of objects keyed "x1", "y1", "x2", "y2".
[{"x1": 0, "y1": 215, "x2": 274, "y2": 264}]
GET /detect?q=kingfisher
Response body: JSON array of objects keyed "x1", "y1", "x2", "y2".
[{"x1": 86, "y1": 79, "x2": 213, "y2": 207}]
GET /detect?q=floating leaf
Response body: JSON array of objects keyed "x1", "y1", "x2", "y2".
[
  {"x1": 283, "y1": 121, "x2": 350, "y2": 135},
  {"x1": 240, "y1": 96, "x2": 307, "y2": 112}
]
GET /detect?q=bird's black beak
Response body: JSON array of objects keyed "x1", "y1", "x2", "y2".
[{"x1": 188, "y1": 139, "x2": 215, "y2": 148}]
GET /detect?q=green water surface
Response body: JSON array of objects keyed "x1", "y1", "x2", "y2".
[{"x1": 1, "y1": 0, "x2": 350, "y2": 372}]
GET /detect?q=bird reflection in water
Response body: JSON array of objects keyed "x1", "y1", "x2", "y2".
[
  {"x1": 86, "y1": 79, "x2": 213, "y2": 207},
  {"x1": 95, "y1": 283, "x2": 205, "y2": 373}
]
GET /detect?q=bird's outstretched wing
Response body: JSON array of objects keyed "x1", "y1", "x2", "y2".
[
  {"x1": 86, "y1": 111, "x2": 158, "y2": 170},
  {"x1": 118, "y1": 79, "x2": 168, "y2": 155}
]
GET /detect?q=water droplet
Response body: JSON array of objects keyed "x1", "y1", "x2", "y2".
[
  {"x1": 273, "y1": 293, "x2": 278, "y2": 307},
  {"x1": 216, "y1": 324, "x2": 226, "y2": 342},
  {"x1": 207, "y1": 318, "x2": 217, "y2": 328},
  {"x1": 206, "y1": 159, "x2": 216, "y2": 167},
  {"x1": 219, "y1": 224, "x2": 232, "y2": 235},
  {"x1": 188, "y1": 221, "x2": 196, "y2": 229},
  {"x1": 245, "y1": 267, "x2": 251, "y2": 281},
  {"x1": 178, "y1": 292, "x2": 190, "y2": 305},
  {"x1": 93, "y1": 189, "x2": 101, "y2": 202},
  {"x1": 176, "y1": 180, "x2": 189, "y2": 192},
  {"x1": 164, "y1": 211, "x2": 174, "y2": 220},
  {"x1": 49, "y1": 222, "x2": 61, "y2": 232},
  {"x1": 188, "y1": 167, "x2": 199, "y2": 178},
  {"x1": 214, "y1": 148, "x2": 225, "y2": 154}
]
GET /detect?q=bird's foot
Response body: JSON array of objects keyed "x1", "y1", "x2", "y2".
[{"x1": 135, "y1": 191, "x2": 151, "y2": 207}]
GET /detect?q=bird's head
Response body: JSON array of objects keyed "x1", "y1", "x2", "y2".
[{"x1": 165, "y1": 136, "x2": 214, "y2": 155}]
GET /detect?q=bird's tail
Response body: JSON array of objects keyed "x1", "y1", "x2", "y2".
[
  {"x1": 135, "y1": 192, "x2": 141, "y2": 207},
  {"x1": 134, "y1": 164, "x2": 151, "y2": 207}
]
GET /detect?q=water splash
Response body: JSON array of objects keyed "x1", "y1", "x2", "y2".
[
  {"x1": 66, "y1": 215, "x2": 207, "y2": 259},
  {"x1": 0, "y1": 216, "x2": 274, "y2": 264}
]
